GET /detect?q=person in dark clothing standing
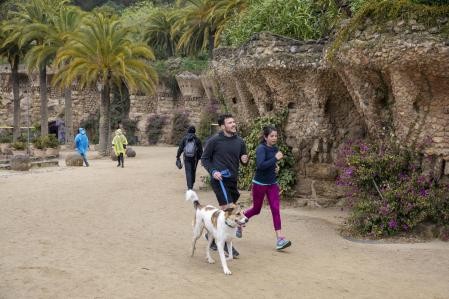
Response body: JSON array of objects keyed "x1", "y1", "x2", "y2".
[
  {"x1": 176, "y1": 126, "x2": 203, "y2": 190},
  {"x1": 201, "y1": 114, "x2": 248, "y2": 257}
]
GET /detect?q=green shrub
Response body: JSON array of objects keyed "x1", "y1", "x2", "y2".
[
  {"x1": 329, "y1": 0, "x2": 449, "y2": 59},
  {"x1": 12, "y1": 141, "x2": 25, "y2": 150},
  {"x1": 0, "y1": 130, "x2": 12, "y2": 143},
  {"x1": 221, "y1": 0, "x2": 345, "y2": 46},
  {"x1": 33, "y1": 134, "x2": 59, "y2": 149},
  {"x1": 171, "y1": 110, "x2": 190, "y2": 145},
  {"x1": 146, "y1": 114, "x2": 167, "y2": 144},
  {"x1": 412, "y1": 0, "x2": 449, "y2": 4},
  {"x1": 197, "y1": 101, "x2": 220, "y2": 143},
  {"x1": 336, "y1": 138, "x2": 449, "y2": 238},
  {"x1": 80, "y1": 113, "x2": 100, "y2": 144},
  {"x1": 121, "y1": 119, "x2": 139, "y2": 145},
  {"x1": 238, "y1": 110, "x2": 296, "y2": 198}
]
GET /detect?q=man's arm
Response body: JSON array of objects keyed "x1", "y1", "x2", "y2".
[
  {"x1": 176, "y1": 137, "x2": 185, "y2": 159},
  {"x1": 240, "y1": 138, "x2": 248, "y2": 164},
  {"x1": 196, "y1": 137, "x2": 203, "y2": 159},
  {"x1": 201, "y1": 137, "x2": 216, "y2": 175}
]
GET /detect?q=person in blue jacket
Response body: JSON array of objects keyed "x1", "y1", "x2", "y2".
[
  {"x1": 75, "y1": 127, "x2": 89, "y2": 167},
  {"x1": 244, "y1": 125, "x2": 291, "y2": 251}
]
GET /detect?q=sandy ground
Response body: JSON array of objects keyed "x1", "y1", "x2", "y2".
[{"x1": 0, "y1": 146, "x2": 448, "y2": 299}]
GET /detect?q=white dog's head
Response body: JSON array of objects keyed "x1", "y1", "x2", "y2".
[{"x1": 224, "y1": 204, "x2": 248, "y2": 228}]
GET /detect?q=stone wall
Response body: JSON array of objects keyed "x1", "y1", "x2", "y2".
[
  {"x1": 0, "y1": 66, "x2": 208, "y2": 145},
  {"x1": 211, "y1": 30, "x2": 449, "y2": 205}
]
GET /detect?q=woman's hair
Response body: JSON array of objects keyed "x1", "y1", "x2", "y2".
[{"x1": 260, "y1": 125, "x2": 277, "y2": 144}]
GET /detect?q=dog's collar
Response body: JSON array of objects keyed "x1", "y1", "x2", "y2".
[{"x1": 225, "y1": 220, "x2": 236, "y2": 229}]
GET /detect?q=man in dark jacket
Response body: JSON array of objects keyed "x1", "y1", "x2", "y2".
[
  {"x1": 176, "y1": 126, "x2": 203, "y2": 190},
  {"x1": 201, "y1": 114, "x2": 248, "y2": 257}
]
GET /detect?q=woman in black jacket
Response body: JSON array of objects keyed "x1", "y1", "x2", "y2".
[{"x1": 176, "y1": 126, "x2": 203, "y2": 190}]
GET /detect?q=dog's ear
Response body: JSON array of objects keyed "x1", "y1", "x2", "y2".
[{"x1": 224, "y1": 207, "x2": 234, "y2": 213}]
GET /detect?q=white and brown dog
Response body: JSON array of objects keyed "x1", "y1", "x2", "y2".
[{"x1": 186, "y1": 190, "x2": 248, "y2": 275}]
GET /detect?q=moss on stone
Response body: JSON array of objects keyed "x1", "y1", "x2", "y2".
[{"x1": 327, "y1": 0, "x2": 449, "y2": 61}]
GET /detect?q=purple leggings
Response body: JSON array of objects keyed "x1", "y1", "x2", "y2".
[{"x1": 244, "y1": 183, "x2": 281, "y2": 231}]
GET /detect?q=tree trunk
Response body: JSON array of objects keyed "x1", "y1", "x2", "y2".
[
  {"x1": 208, "y1": 30, "x2": 215, "y2": 59},
  {"x1": 98, "y1": 81, "x2": 111, "y2": 156},
  {"x1": 39, "y1": 65, "x2": 48, "y2": 136},
  {"x1": 64, "y1": 88, "x2": 73, "y2": 144},
  {"x1": 11, "y1": 56, "x2": 20, "y2": 142}
]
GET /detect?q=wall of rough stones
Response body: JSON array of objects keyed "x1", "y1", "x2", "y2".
[
  {"x1": 0, "y1": 65, "x2": 208, "y2": 145},
  {"x1": 211, "y1": 29, "x2": 449, "y2": 205}
]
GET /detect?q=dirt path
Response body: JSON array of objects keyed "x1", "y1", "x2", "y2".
[{"x1": 1, "y1": 146, "x2": 448, "y2": 299}]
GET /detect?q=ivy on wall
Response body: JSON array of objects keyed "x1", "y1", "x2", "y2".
[{"x1": 238, "y1": 109, "x2": 296, "y2": 199}]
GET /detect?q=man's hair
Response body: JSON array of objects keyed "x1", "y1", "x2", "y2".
[{"x1": 217, "y1": 114, "x2": 233, "y2": 126}]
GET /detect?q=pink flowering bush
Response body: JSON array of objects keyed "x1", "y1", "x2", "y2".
[{"x1": 336, "y1": 138, "x2": 449, "y2": 238}]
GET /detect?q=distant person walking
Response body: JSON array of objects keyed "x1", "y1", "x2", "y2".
[
  {"x1": 74, "y1": 127, "x2": 89, "y2": 167},
  {"x1": 112, "y1": 129, "x2": 128, "y2": 168},
  {"x1": 176, "y1": 126, "x2": 203, "y2": 190},
  {"x1": 244, "y1": 125, "x2": 291, "y2": 251}
]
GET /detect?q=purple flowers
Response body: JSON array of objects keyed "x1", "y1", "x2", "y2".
[
  {"x1": 419, "y1": 189, "x2": 430, "y2": 197},
  {"x1": 388, "y1": 219, "x2": 398, "y2": 229}
]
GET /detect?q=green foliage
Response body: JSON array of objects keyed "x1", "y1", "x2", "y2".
[
  {"x1": 170, "y1": 110, "x2": 190, "y2": 145},
  {"x1": 110, "y1": 83, "x2": 130, "y2": 130},
  {"x1": 0, "y1": 130, "x2": 13, "y2": 143},
  {"x1": 33, "y1": 134, "x2": 59, "y2": 149},
  {"x1": 412, "y1": 0, "x2": 449, "y2": 4},
  {"x1": 329, "y1": 0, "x2": 449, "y2": 60},
  {"x1": 336, "y1": 139, "x2": 449, "y2": 238},
  {"x1": 197, "y1": 101, "x2": 219, "y2": 142},
  {"x1": 146, "y1": 114, "x2": 167, "y2": 144},
  {"x1": 80, "y1": 113, "x2": 100, "y2": 144},
  {"x1": 11, "y1": 141, "x2": 25, "y2": 150},
  {"x1": 348, "y1": 0, "x2": 369, "y2": 13},
  {"x1": 238, "y1": 110, "x2": 296, "y2": 199},
  {"x1": 221, "y1": 0, "x2": 341, "y2": 46},
  {"x1": 121, "y1": 118, "x2": 139, "y2": 145}
]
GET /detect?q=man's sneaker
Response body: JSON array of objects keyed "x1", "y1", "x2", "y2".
[
  {"x1": 236, "y1": 226, "x2": 243, "y2": 238},
  {"x1": 205, "y1": 234, "x2": 218, "y2": 251},
  {"x1": 224, "y1": 244, "x2": 239, "y2": 258},
  {"x1": 276, "y1": 238, "x2": 291, "y2": 251},
  {"x1": 210, "y1": 240, "x2": 218, "y2": 251}
]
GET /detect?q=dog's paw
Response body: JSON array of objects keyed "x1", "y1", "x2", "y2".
[
  {"x1": 226, "y1": 256, "x2": 233, "y2": 261},
  {"x1": 223, "y1": 268, "x2": 232, "y2": 275},
  {"x1": 207, "y1": 258, "x2": 215, "y2": 264}
]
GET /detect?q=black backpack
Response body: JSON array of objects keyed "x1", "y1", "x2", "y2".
[{"x1": 184, "y1": 139, "x2": 196, "y2": 158}]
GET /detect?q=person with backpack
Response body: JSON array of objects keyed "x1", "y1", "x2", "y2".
[{"x1": 176, "y1": 126, "x2": 203, "y2": 190}]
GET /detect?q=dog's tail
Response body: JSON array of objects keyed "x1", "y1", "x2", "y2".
[{"x1": 185, "y1": 190, "x2": 201, "y2": 209}]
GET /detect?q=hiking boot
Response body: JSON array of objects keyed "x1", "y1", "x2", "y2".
[
  {"x1": 276, "y1": 238, "x2": 291, "y2": 251},
  {"x1": 236, "y1": 226, "x2": 243, "y2": 238},
  {"x1": 224, "y1": 244, "x2": 239, "y2": 258}
]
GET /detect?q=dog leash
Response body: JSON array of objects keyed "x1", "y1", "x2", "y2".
[{"x1": 217, "y1": 169, "x2": 232, "y2": 205}]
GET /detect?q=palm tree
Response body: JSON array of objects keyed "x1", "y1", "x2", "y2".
[
  {"x1": 143, "y1": 8, "x2": 178, "y2": 58},
  {"x1": 53, "y1": 12, "x2": 158, "y2": 155},
  {"x1": 172, "y1": 0, "x2": 216, "y2": 57},
  {"x1": 0, "y1": 22, "x2": 24, "y2": 142},
  {"x1": 4, "y1": 0, "x2": 67, "y2": 136},
  {"x1": 173, "y1": 0, "x2": 248, "y2": 57},
  {"x1": 23, "y1": 5, "x2": 85, "y2": 144}
]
